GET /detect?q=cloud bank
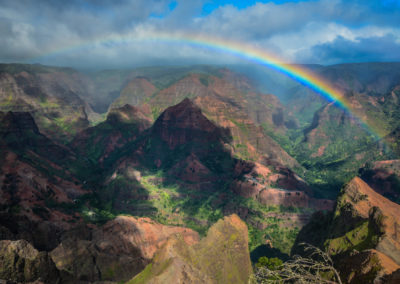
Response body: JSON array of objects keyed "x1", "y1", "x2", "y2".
[{"x1": 0, "y1": 0, "x2": 399, "y2": 68}]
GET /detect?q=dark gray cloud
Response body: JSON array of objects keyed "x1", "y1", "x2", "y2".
[
  {"x1": 0, "y1": 0, "x2": 399, "y2": 68},
  {"x1": 305, "y1": 34, "x2": 400, "y2": 64}
]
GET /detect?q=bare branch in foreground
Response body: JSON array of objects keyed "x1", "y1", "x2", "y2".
[{"x1": 250, "y1": 243, "x2": 342, "y2": 284}]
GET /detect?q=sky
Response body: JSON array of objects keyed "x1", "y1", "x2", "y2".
[{"x1": 1, "y1": 0, "x2": 400, "y2": 69}]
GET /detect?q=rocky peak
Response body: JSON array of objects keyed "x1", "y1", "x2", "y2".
[
  {"x1": 111, "y1": 77, "x2": 157, "y2": 109},
  {"x1": 152, "y1": 98, "x2": 227, "y2": 150},
  {"x1": 107, "y1": 104, "x2": 152, "y2": 126},
  {"x1": 154, "y1": 98, "x2": 213, "y2": 130},
  {"x1": 337, "y1": 177, "x2": 400, "y2": 223}
]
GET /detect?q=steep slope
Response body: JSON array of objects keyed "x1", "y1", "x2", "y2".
[
  {"x1": 129, "y1": 214, "x2": 252, "y2": 284},
  {"x1": 110, "y1": 77, "x2": 157, "y2": 109},
  {"x1": 83, "y1": 69, "x2": 136, "y2": 113},
  {"x1": 0, "y1": 111, "x2": 74, "y2": 160},
  {"x1": 0, "y1": 111, "x2": 91, "y2": 250},
  {"x1": 71, "y1": 104, "x2": 152, "y2": 164},
  {"x1": 193, "y1": 95, "x2": 299, "y2": 169},
  {"x1": 151, "y1": 98, "x2": 227, "y2": 151},
  {"x1": 293, "y1": 177, "x2": 400, "y2": 283}
]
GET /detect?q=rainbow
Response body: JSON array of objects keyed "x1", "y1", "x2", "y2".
[{"x1": 33, "y1": 31, "x2": 382, "y2": 139}]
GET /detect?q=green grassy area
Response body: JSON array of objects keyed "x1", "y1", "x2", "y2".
[{"x1": 261, "y1": 100, "x2": 396, "y2": 198}]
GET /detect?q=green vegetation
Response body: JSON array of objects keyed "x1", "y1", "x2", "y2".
[
  {"x1": 262, "y1": 102, "x2": 393, "y2": 198},
  {"x1": 38, "y1": 97, "x2": 59, "y2": 109},
  {"x1": 128, "y1": 263, "x2": 153, "y2": 284},
  {"x1": 324, "y1": 220, "x2": 379, "y2": 255},
  {"x1": 255, "y1": 257, "x2": 283, "y2": 269},
  {"x1": 98, "y1": 166, "x2": 306, "y2": 257},
  {"x1": 248, "y1": 223, "x2": 299, "y2": 256}
]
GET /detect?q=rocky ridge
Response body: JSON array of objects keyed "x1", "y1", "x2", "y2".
[{"x1": 293, "y1": 177, "x2": 400, "y2": 283}]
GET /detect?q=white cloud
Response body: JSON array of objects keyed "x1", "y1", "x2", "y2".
[{"x1": 1, "y1": 0, "x2": 400, "y2": 67}]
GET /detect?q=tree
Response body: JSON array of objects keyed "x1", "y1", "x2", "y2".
[
  {"x1": 251, "y1": 243, "x2": 342, "y2": 284},
  {"x1": 256, "y1": 257, "x2": 283, "y2": 270}
]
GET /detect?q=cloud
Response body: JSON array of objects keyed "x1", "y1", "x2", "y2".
[
  {"x1": 304, "y1": 34, "x2": 400, "y2": 64},
  {"x1": 0, "y1": 0, "x2": 400, "y2": 68}
]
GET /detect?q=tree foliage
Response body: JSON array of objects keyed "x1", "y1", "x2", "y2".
[{"x1": 256, "y1": 257, "x2": 283, "y2": 270}]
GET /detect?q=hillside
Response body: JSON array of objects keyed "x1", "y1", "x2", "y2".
[{"x1": 292, "y1": 177, "x2": 400, "y2": 283}]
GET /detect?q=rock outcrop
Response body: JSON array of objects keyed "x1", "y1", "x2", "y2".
[
  {"x1": 293, "y1": 177, "x2": 400, "y2": 283},
  {"x1": 230, "y1": 162, "x2": 333, "y2": 210},
  {"x1": 129, "y1": 214, "x2": 252, "y2": 284},
  {"x1": 50, "y1": 216, "x2": 199, "y2": 283},
  {"x1": 0, "y1": 240, "x2": 59, "y2": 283}
]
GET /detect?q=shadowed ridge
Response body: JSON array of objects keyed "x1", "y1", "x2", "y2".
[
  {"x1": 0, "y1": 111, "x2": 40, "y2": 134},
  {"x1": 151, "y1": 97, "x2": 230, "y2": 150},
  {"x1": 0, "y1": 111, "x2": 73, "y2": 161}
]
